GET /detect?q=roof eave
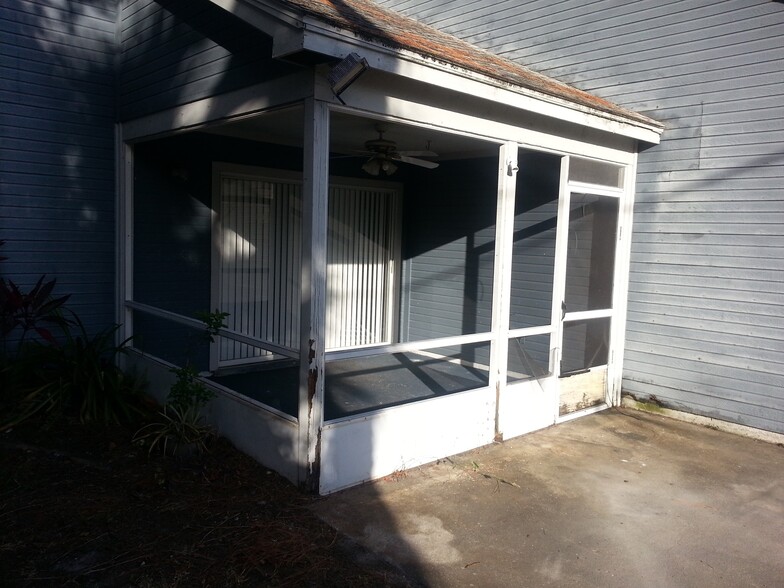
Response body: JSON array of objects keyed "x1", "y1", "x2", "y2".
[
  {"x1": 294, "y1": 19, "x2": 663, "y2": 144},
  {"x1": 207, "y1": 0, "x2": 664, "y2": 145}
]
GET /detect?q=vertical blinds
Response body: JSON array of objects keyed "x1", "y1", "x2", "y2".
[
  {"x1": 327, "y1": 185, "x2": 399, "y2": 350},
  {"x1": 219, "y1": 177, "x2": 302, "y2": 364},
  {"x1": 218, "y1": 174, "x2": 400, "y2": 366}
]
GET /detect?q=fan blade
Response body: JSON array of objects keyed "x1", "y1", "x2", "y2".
[
  {"x1": 397, "y1": 155, "x2": 439, "y2": 169},
  {"x1": 398, "y1": 150, "x2": 439, "y2": 157},
  {"x1": 333, "y1": 149, "x2": 374, "y2": 156}
]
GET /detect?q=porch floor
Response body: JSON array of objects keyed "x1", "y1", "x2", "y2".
[{"x1": 209, "y1": 352, "x2": 489, "y2": 420}]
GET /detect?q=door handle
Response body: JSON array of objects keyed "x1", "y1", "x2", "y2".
[{"x1": 561, "y1": 301, "x2": 566, "y2": 321}]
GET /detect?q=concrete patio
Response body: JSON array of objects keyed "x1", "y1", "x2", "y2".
[{"x1": 314, "y1": 409, "x2": 784, "y2": 587}]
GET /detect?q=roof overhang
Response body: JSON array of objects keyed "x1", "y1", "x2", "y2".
[{"x1": 207, "y1": 0, "x2": 663, "y2": 145}]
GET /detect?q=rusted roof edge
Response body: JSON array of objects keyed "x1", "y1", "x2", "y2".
[{"x1": 278, "y1": 0, "x2": 663, "y2": 133}]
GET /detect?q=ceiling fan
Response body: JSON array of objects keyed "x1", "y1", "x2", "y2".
[{"x1": 356, "y1": 125, "x2": 439, "y2": 176}]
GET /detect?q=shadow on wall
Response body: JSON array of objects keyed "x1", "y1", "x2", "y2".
[
  {"x1": 2, "y1": 0, "x2": 118, "y2": 333},
  {"x1": 121, "y1": 1, "x2": 432, "y2": 581},
  {"x1": 118, "y1": 0, "x2": 295, "y2": 121}
]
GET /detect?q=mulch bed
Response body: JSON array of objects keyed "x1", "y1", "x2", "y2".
[{"x1": 0, "y1": 417, "x2": 417, "y2": 587}]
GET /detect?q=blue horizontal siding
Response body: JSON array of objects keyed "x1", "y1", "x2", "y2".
[
  {"x1": 380, "y1": 0, "x2": 784, "y2": 433},
  {"x1": 0, "y1": 0, "x2": 118, "y2": 338},
  {"x1": 118, "y1": 0, "x2": 295, "y2": 121}
]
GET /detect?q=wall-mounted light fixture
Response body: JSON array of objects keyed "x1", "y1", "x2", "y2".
[{"x1": 327, "y1": 52, "x2": 369, "y2": 101}]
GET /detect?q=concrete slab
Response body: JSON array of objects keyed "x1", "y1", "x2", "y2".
[{"x1": 314, "y1": 409, "x2": 784, "y2": 587}]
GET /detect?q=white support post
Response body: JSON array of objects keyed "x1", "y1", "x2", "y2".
[
  {"x1": 608, "y1": 153, "x2": 639, "y2": 406},
  {"x1": 115, "y1": 127, "x2": 134, "y2": 353},
  {"x1": 549, "y1": 156, "x2": 571, "y2": 416},
  {"x1": 298, "y1": 98, "x2": 330, "y2": 492},
  {"x1": 489, "y1": 142, "x2": 518, "y2": 441}
]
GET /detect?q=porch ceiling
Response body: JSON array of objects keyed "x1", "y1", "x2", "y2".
[{"x1": 205, "y1": 108, "x2": 500, "y2": 160}]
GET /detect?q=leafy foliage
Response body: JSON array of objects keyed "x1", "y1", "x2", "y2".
[
  {"x1": 167, "y1": 364, "x2": 215, "y2": 413},
  {"x1": 0, "y1": 275, "x2": 71, "y2": 351},
  {"x1": 2, "y1": 313, "x2": 145, "y2": 430},
  {"x1": 133, "y1": 310, "x2": 229, "y2": 456},
  {"x1": 1, "y1": 240, "x2": 145, "y2": 429},
  {"x1": 193, "y1": 309, "x2": 230, "y2": 344},
  {"x1": 133, "y1": 403, "x2": 214, "y2": 456}
]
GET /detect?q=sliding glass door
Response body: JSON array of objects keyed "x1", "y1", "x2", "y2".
[{"x1": 214, "y1": 166, "x2": 401, "y2": 369}]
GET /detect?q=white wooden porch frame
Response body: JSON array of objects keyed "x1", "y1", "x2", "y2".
[
  {"x1": 553, "y1": 168, "x2": 637, "y2": 423},
  {"x1": 490, "y1": 143, "x2": 518, "y2": 440},
  {"x1": 609, "y1": 153, "x2": 640, "y2": 406},
  {"x1": 298, "y1": 98, "x2": 329, "y2": 491},
  {"x1": 114, "y1": 66, "x2": 645, "y2": 491},
  {"x1": 124, "y1": 350, "x2": 300, "y2": 482},
  {"x1": 121, "y1": 72, "x2": 313, "y2": 142},
  {"x1": 328, "y1": 94, "x2": 637, "y2": 167},
  {"x1": 114, "y1": 128, "x2": 134, "y2": 348},
  {"x1": 117, "y1": 72, "x2": 639, "y2": 168},
  {"x1": 320, "y1": 387, "x2": 495, "y2": 494},
  {"x1": 124, "y1": 301, "x2": 299, "y2": 360}
]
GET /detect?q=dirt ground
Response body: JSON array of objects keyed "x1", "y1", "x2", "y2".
[{"x1": 0, "y1": 416, "x2": 417, "y2": 587}]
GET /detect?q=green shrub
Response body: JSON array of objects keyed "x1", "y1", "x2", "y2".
[
  {"x1": 1, "y1": 241, "x2": 145, "y2": 430},
  {"x1": 2, "y1": 313, "x2": 145, "y2": 430},
  {"x1": 133, "y1": 403, "x2": 214, "y2": 457},
  {"x1": 167, "y1": 364, "x2": 215, "y2": 413},
  {"x1": 132, "y1": 310, "x2": 228, "y2": 457}
]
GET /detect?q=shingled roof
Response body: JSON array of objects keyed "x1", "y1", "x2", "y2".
[{"x1": 280, "y1": 0, "x2": 661, "y2": 129}]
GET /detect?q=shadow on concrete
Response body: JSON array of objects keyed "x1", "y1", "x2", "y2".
[{"x1": 314, "y1": 409, "x2": 784, "y2": 587}]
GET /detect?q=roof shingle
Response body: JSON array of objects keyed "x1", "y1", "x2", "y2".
[{"x1": 281, "y1": 0, "x2": 660, "y2": 128}]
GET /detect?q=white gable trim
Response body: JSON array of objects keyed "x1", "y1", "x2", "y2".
[{"x1": 206, "y1": 1, "x2": 663, "y2": 145}]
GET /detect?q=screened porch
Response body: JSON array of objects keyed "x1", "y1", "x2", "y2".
[{"x1": 122, "y1": 100, "x2": 637, "y2": 492}]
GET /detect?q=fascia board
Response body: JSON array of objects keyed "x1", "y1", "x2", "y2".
[{"x1": 299, "y1": 19, "x2": 663, "y2": 145}]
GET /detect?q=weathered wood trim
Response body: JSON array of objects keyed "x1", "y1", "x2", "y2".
[
  {"x1": 299, "y1": 23, "x2": 662, "y2": 144},
  {"x1": 206, "y1": 0, "x2": 303, "y2": 33},
  {"x1": 558, "y1": 367, "x2": 608, "y2": 416},
  {"x1": 298, "y1": 98, "x2": 330, "y2": 491},
  {"x1": 205, "y1": 0, "x2": 661, "y2": 142}
]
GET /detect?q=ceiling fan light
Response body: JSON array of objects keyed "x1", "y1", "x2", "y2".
[
  {"x1": 381, "y1": 160, "x2": 398, "y2": 175},
  {"x1": 362, "y1": 158, "x2": 381, "y2": 176}
]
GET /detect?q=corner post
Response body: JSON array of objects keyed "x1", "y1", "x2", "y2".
[
  {"x1": 608, "y1": 152, "x2": 638, "y2": 406},
  {"x1": 490, "y1": 142, "x2": 518, "y2": 441},
  {"x1": 115, "y1": 126, "x2": 134, "y2": 356},
  {"x1": 298, "y1": 98, "x2": 329, "y2": 492}
]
